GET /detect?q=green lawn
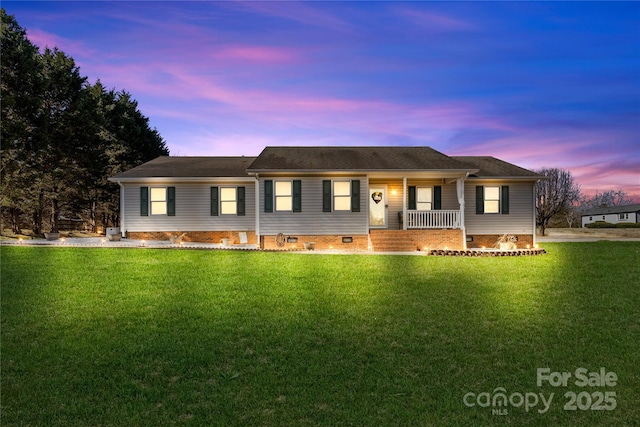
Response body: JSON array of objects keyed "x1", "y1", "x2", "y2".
[{"x1": 2, "y1": 243, "x2": 638, "y2": 426}]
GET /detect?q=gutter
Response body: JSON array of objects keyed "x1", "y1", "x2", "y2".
[
  {"x1": 107, "y1": 176, "x2": 255, "y2": 183},
  {"x1": 254, "y1": 173, "x2": 260, "y2": 246}
]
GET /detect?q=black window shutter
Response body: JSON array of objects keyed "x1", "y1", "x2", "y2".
[
  {"x1": 501, "y1": 186, "x2": 510, "y2": 215},
  {"x1": 237, "y1": 186, "x2": 245, "y2": 216},
  {"x1": 292, "y1": 180, "x2": 302, "y2": 213},
  {"x1": 434, "y1": 186, "x2": 442, "y2": 210},
  {"x1": 211, "y1": 187, "x2": 219, "y2": 216},
  {"x1": 264, "y1": 180, "x2": 273, "y2": 213},
  {"x1": 167, "y1": 187, "x2": 176, "y2": 216},
  {"x1": 476, "y1": 186, "x2": 484, "y2": 214},
  {"x1": 408, "y1": 186, "x2": 416, "y2": 210},
  {"x1": 351, "y1": 180, "x2": 360, "y2": 212},
  {"x1": 140, "y1": 187, "x2": 149, "y2": 216},
  {"x1": 322, "y1": 180, "x2": 332, "y2": 212}
]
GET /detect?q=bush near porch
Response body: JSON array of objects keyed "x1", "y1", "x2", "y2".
[{"x1": 1, "y1": 243, "x2": 638, "y2": 426}]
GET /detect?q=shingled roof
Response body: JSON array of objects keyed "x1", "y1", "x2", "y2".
[
  {"x1": 247, "y1": 146, "x2": 475, "y2": 172},
  {"x1": 110, "y1": 156, "x2": 256, "y2": 179},
  {"x1": 452, "y1": 156, "x2": 542, "y2": 178},
  {"x1": 580, "y1": 203, "x2": 640, "y2": 217},
  {"x1": 110, "y1": 149, "x2": 544, "y2": 180}
]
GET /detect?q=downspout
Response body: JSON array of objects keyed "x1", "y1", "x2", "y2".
[
  {"x1": 254, "y1": 173, "x2": 260, "y2": 248},
  {"x1": 117, "y1": 181, "x2": 125, "y2": 237},
  {"x1": 533, "y1": 180, "x2": 538, "y2": 248}
]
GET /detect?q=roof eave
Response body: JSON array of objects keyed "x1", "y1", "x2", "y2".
[
  {"x1": 246, "y1": 168, "x2": 478, "y2": 174},
  {"x1": 466, "y1": 176, "x2": 544, "y2": 181},
  {"x1": 107, "y1": 176, "x2": 255, "y2": 183}
]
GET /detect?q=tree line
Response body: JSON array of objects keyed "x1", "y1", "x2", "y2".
[
  {"x1": 1, "y1": 9, "x2": 169, "y2": 235},
  {"x1": 534, "y1": 167, "x2": 634, "y2": 235}
]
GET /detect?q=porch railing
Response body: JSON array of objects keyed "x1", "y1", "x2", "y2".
[{"x1": 406, "y1": 210, "x2": 461, "y2": 229}]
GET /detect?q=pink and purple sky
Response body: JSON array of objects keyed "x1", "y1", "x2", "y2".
[{"x1": 5, "y1": 1, "x2": 640, "y2": 200}]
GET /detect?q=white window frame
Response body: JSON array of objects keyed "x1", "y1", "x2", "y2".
[
  {"x1": 150, "y1": 187, "x2": 167, "y2": 215},
  {"x1": 275, "y1": 181, "x2": 293, "y2": 212},
  {"x1": 417, "y1": 187, "x2": 432, "y2": 211},
  {"x1": 484, "y1": 186, "x2": 500, "y2": 214},
  {"x1": 333, "y1": 181, "x2": 351, "y2": 211},
  {"x1": 220, "y1": 187, "x2": 237, "y2": 215}
]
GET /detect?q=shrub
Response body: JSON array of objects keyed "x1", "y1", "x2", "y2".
[
  {"x1": 585, "y1": 221, "x2": 640, "y2": 229},
  {"x1": 616, "y1": 222, "x2": 640, "y2": 228},
  {"x1": 586, "y1": 222, "x2": 615, "y2": 228}
]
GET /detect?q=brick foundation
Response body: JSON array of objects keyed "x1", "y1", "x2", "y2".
[
  {"x1": 370, "y1": 229, "x2": 464, "y2": 252},
  {"x1": 466, "y1": 234, "x2": 534, "y2": 249},
  {"x1": 261, "y1": 234, "x2": 369, "y2": 251},
  {"x1": 126, "y1": 231, "x2": 258, "y2": 245},
  {"x1": 123, "y1": 230, "x2": 532, "y2": 252}
]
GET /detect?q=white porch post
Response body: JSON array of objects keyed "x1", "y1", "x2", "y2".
[
  {"x1": 456, "y1": 177, "x2": 466, "y2": 250},
  {"x1": 402, "y1": 176, "x2": 407, "y2": 230}
]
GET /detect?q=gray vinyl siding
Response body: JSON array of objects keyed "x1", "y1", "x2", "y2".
[
  {"x1": 259, "y1": 177, "x2": 368, "y2": 235},
  {"x1": 464, "y1": 180, "x2": 534, "y2": 234},
  {"x1": 123, "y1": 181, "x2": 255, "y2": 232}
]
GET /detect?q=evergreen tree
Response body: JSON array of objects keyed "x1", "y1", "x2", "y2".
[
  {"x1": 1, "y1": 9, "x2": 169, "y2": 235},
  {"x1": 0, "y1": 9, "x2": 43, "y2": 233},
  {"x1": 32, "y1": 47, "x2": 88, "y2": 232}
]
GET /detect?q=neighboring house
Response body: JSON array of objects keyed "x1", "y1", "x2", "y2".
[
  {"x1": 109, "y1": 146, "x2": 543, "y2": 251},
  {"x1": 580, "y1": 204, "x2": 640, "y2": 228}
]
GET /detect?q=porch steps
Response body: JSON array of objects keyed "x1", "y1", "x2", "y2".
[
  {"x1": 369, "y1": 229, "x2": 464, "y2": 252},
  {"x1": 369, "y1": 230, "x2": 422, "y2": 252}
]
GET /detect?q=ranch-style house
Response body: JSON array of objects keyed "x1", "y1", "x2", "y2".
[
  {"x1": 581, "y1": 203, "x2": 640, "y2": 228},
  {"x1": 108, "y1": 146, "x2": 543, "y2": 252}
]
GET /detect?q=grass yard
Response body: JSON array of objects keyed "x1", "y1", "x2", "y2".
[{"x1": 1, "y1": 242, "x2": 639, "y2": 426}]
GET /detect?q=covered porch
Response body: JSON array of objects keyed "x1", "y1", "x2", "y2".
[
  {"x1": 368, "y1": 174, "x2": 469, "y2": 229},
  {"x1": 367, "y1": 172, "x2": 471, "y2": 251}
]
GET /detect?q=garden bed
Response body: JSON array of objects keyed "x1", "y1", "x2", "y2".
[{"x1": 429, "y1": 248, "x2": 546, "y2": 256}]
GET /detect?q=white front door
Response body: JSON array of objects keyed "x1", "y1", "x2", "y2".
[{"x1": 369, "y1": 186, "x2": 387, "y2": 228}]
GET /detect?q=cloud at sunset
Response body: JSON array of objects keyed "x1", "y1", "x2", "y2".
[
  {"x1": 393, "y1": 7, "x2": 478, "y2": 33},
  {"x1": 4, "y1": 1, "x2": 639, "y2": 200}
]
